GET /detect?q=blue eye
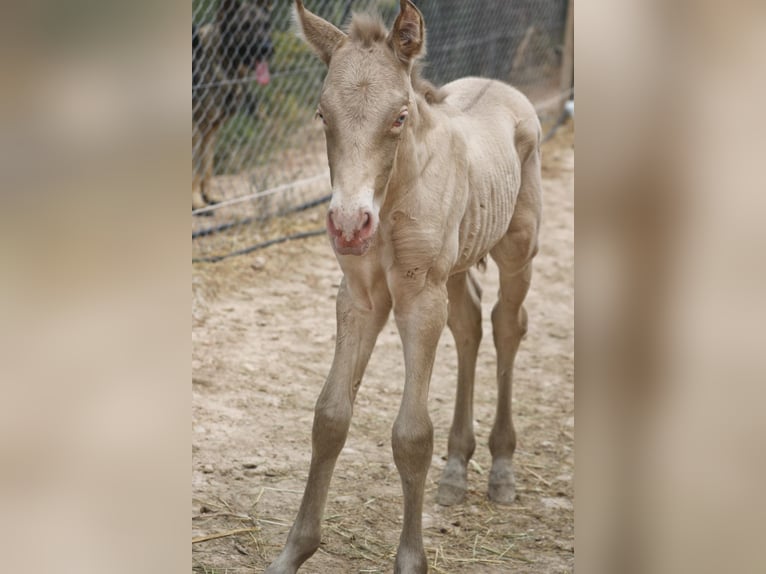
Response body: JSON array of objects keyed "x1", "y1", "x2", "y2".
[{"x1": 393, "y1": 110, "x2": 408, "y2": 128}]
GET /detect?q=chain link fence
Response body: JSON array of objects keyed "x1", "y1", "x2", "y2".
[{"x1": 192, "y1": 0, "x2": 571, "y2": 262}]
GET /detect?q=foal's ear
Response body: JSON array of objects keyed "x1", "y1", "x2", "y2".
[
  {"x1": 388, "y1": 0, "x2": 425, "y2": 65},
  {"x1": 294, "y1": 0, "x2": 346, "y2": 66}
]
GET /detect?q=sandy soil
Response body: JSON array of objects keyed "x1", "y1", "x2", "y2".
[{"x1": 192, "y1": 121, "x2": 574, "y2": 573}]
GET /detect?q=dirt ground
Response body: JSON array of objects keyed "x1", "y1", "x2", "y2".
[{"x1": 192, "y1": 121, "x2": 574, "y2": 573}]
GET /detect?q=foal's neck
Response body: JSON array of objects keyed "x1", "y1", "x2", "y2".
[{"x1": 387, "y1": 92, "x2": 433, "y2": 204}]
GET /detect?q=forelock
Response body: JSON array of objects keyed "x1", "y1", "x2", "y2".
[{"x1": 347, "y1": 13, "x2": 388, "y2": 47}]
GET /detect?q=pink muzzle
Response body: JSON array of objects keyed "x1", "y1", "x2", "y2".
[{"x1": 326, "y1": 208, "x2": 376, "y2": 256}]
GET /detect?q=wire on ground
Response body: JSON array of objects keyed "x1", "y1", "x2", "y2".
[
  {"x1": 193, "y1": 194, "x2": 331, "y2": 240},
  {"x1": 192, "y1": 229, "x2": 327, "y2": 263}
]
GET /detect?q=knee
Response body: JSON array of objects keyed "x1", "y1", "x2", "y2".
[
  {"x1": 313, "y1": 394, "x2": 352, "y2": 450},
  {"x1": 393, "y1": 285, "x2": 448, "y2": 330},
  {"x1": 510, "y1": 230, "x2": 539, "y2": 265},
  {"x1": 492, "y1": 303, "x2": 528, "y2": 339},
  {"x1": 392, "y1": 414, "x2": 434, "y2": 472}
]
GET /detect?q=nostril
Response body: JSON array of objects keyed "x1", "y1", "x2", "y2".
[{"x1": 361, "y1": 212, "x2": 372, "y2": 230}]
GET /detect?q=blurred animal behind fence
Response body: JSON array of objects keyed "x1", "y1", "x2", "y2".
[{"x1": 193, "y1": 0, "x2": 274, "y2": 211}]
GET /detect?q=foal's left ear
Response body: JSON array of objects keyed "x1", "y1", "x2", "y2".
[{"x1": 388, "y1": 0, "x2": 425, "y2": 66}]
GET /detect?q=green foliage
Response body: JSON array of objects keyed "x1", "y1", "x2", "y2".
[{"x1": 192, "y1": 0, "x2": 217, "y2": 25}]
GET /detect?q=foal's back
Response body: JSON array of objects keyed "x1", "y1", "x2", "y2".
[{"x1": 443, "y1": 77, "x2": 540, "y2": 194}]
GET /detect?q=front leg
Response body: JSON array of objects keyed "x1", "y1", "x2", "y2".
[
  {"x1": 391, "y1": 281, "x2": 449, "y2": 574},
  {"x1": 266, "y1": 276, "x2": 390, "y2": 574}
]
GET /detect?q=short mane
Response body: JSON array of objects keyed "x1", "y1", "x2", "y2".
[
  {"x1": 412, "y1": 63, "x2": 446, "y2": 105},
  {"x1": 346, "y1": 12, "x2": 446, "y2": 105},
  {"x1": 347, "y1": 13, "x2": 387, "y2": 46}
]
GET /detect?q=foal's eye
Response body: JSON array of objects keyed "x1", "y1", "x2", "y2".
[
  {"x1": 315, "y1": 110, "x2": 327, "y2": 126},
  {"x1": 393, "y1": 111, "x2": 408, "y2": 128}
]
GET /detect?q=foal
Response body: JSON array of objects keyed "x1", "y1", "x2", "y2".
[{"x1": 266, "y1": 2, "x2": 542, "y2": 572}]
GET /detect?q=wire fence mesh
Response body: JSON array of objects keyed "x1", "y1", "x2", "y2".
[{"x1": 192, "y1": 0, "x2": 571, "y2": 262}]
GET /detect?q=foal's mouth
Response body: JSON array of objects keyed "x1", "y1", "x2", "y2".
[{"x1": 331, "y1": 235, "x2": 373, "y2": 256}]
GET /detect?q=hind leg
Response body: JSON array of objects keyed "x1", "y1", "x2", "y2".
[
  {"x1": 488, "y1": 259, "x2": 532, "y2": 503},
  {"x1": 437, "y1": 270, "x2": 482, "y2": 506},
  {"x1": 487, "y1": 141, "x2": 541, "y2": 504}
]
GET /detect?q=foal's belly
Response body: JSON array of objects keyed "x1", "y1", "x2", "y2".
[
  {"x1": 452, "y1": 154, "x2": 521, "y2": 274},
  {"x1": 443, "y1": 77, "x2": 527, "y2": 275}
]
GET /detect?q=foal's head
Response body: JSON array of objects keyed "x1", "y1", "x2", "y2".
[{"x1": 295, "y1": 0, "x2": 426, "y2": 256}]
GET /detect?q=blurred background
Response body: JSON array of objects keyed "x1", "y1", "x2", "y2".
[
  {"x1": 191, "y1": 0, "x2": 574, "y2": 261},
  {"x1": 3, "y1": 0, "x2": 766, "y2": 572}
]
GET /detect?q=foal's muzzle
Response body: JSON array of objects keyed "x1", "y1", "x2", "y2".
[{"x1": 326, "y1": 208, "x2": 376, "y2": 256}]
